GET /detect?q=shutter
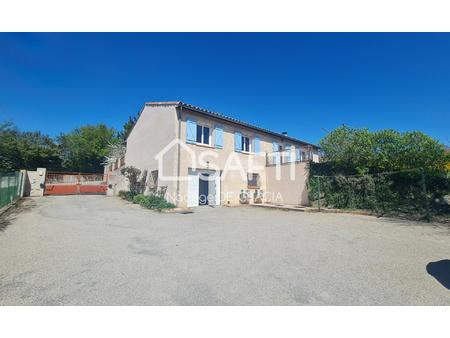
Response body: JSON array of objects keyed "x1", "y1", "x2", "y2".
[
  {"x1": 253, "y1": 136, "x2": 261, "y2": 153},
  {"x1": 215, "y1": 126, "x2": 223, "y2": 148},
  {"x1": 286, "y1": 145, "x2": 291, "y2": 162},
  {"x1": 296, "y1": 147, "x2": 301, "y2": 162},
  {"x1": 272, "y1": 142, "x2": 280, "y2": 164},
  {"x1": 186, "y1": 118, "x2": 197, "y2": 144},
  {"x1": 235, "y1": 132, "x2": 242, "y2": 152}
]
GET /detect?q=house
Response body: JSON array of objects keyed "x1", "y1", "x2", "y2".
[{"x1": 107, "y1": 101, "x2": 320, "y2": 208}]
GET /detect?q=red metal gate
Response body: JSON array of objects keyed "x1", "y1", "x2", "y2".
[{"x1": 44, "y1": 172, "x2": 108, "y2": 195}]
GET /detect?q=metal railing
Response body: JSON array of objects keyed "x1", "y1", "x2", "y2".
[
  {"x1": 46, "y1": 172, "x2": 107, "y2": 185},
  {"x1": 0, "y1": 172, "x2": 21, "y2": 209},
  {"x1": 266, "y1": 150, "x2": 312, "y2": 166}
]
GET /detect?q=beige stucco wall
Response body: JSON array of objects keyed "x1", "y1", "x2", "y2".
[
  {"x1": 106, "y1": 171, "x2": 129, "y2": 196},
  {"x1": 177, "y1": 109, "x2": 268, "y2": 206},
  {"x1": 125, "y1": 104, "x2": 179, "y2": 201},
  {"x1": 265, "y1": 162, "x2": 309, "y2": 206},
  {"x1": 176, "y1": 108, "x2": 316, "y2": 207},
  {"x1": 25, "y1": 168, "x2": 47, "y2": 197},
  {"x1": 123, "y1": 103, "x2": 318, "y2": 207}
]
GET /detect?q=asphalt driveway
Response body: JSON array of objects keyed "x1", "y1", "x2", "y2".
[{"x1": 0, "y1": 195, "x2": 449, "y2": 305}]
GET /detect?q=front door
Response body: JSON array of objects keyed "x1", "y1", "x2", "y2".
[{"x1": 199, "y1": 174, "x2": 209, "y2": 205}]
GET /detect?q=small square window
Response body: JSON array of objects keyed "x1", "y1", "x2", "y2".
[{"x1": 247, "y1": 173, "x2": 260, "y2": 188}]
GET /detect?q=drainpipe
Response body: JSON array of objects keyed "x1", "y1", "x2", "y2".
[{"x1": 176, "y1": 105, "x2": 182, "y2": 207}]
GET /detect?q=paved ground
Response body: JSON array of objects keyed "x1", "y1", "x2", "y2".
[{"x1": 0, "y1": 195, "x2": 449, "y2": 305}]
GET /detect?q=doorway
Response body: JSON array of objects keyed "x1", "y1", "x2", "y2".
[
  {"x1": 199, "y1": 173, "x2": 209, "y2": 205},
  {"x1": 187, "y1": 169, "x2": 221, "y2": 207}
]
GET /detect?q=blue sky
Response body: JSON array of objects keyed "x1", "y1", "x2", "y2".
[{"x1": 0, "y1": 33, "x2": 449, "y2": 146}]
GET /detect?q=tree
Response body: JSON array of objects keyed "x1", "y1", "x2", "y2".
[
  {"x1": 58, "y1": 124, "x2": 119, "y2": 173},
  {"x1": 117, "y1": 115, "x2": 138, "y2": 141},
  {"x1": 0, "y1": 121, "x2": 62, "y2": 172},
  {"x1": 313, "y1": 126, "x2": 449, "y2": 218},
  {"x1": 319, "y1": 125, "x2": 448, "y2": 174}
]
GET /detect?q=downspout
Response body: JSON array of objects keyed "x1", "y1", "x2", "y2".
[{"x1": 176, "y1": 105, "x2": 182, "y2": 207}]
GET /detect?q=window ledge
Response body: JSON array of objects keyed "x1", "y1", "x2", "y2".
[{"x1": 194, "y1": 142, "x2": 213, "y2": 149}]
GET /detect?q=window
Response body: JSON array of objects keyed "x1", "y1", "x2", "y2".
[
  {"x1": 301, "y1": 150, "x2": 308, "y2": 161},
  {"x1": 149, "y1": 170, "x2": 158, "y2": 188},
  {"x1": 196, "y1": 124, "x2": 211, "y2": 145},
  {"x1": 247, "y1": 173, "x2": 260, "y2": 188},
  {"x1": 241, "y1": 135, "x2": 250, "y2": 152}
]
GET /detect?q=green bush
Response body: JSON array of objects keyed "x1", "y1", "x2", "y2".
[
  {"x1": 140, "y1": 195, "x2": 176, "y2": 211},
  {"x1": 132, "y1": 194, "x2": 148, "y2": 205},
  {"x1": 118, "y1": 190, "x2": 135, "y2": 201},
  {"x1": 122, "y1": 193, "x2": 175, "y2": 211},
  {"x1": 308, "y1": 126, "x2": 450, "y2": 220},
  {"x1": 308, "y1": 166, "x2": 450, "y2": 219}
]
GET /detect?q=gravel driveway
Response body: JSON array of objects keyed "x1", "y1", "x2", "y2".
[{"x1": 0, "y1": 195, "x2": 449, "y2": 305}]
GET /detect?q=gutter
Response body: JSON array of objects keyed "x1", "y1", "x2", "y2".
[{"x1": 175, "y1": 106, "x2": 182, "y2": 207}]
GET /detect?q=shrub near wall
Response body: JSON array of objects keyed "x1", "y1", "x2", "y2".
[
  {"x1": 309, "y1": 127, "x2": 450, "y2": 220},
  {"x1": 118, "y1": 191, "x2": 175, "y2": 211},
  {"x1": 117, "y1": 166, "x2": 175, "y2": 211},
  {"x1": 309, "y1": 162, "x2": 450, "y2": 220}
]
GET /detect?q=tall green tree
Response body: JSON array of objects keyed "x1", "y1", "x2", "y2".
[
  {"x1": 319, "y1": 125, "x2": 448, "y2": 174},
  {"x1": 117, "y1": 115, "x2": 138, "y2": 141},
  {"x1": 58, "y1": 124, "x2": 119, "y2": 173},
  {"x1": 0, "y1": 121, "x2": 62, "y2": 172}
]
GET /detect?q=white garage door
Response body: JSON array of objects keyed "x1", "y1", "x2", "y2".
[{"x1": 187, "y1": 171, "x2": 199, "y2": 207}]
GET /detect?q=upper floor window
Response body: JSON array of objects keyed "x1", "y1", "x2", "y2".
[
  {"x1": 235, "y1": 132, "x2": 251, "y2": 153},
  {"x1": 196, "y1": 124, "x2": 211, "y2": 145},
  {"x1": 241, "y1": 135, "x2": 250, "y2": 152}
]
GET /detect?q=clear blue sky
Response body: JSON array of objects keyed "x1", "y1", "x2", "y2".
[{"x1": 0, "y1": 33, "x2": 449, "y2": 146}]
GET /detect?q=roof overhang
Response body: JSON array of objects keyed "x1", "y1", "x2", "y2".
[{"x1": 145, "y1": 101, "x2": 319, "y2": 149}]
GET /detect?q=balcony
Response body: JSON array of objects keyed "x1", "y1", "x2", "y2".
[{"x1": 266, "y1": 150, "x2": 312, "y2": 166}]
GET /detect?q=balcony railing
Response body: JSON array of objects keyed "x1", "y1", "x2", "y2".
[{"x1": 266, "y1": 150, "x2": 312, "y2": 166}]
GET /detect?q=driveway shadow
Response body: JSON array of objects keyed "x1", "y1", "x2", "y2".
[
  {"x1": 0, "y1": 198, "x2": 36, "y2": 232},
  {"x1": 426, "y1": 260, "x2": 450, "y2": 290}
]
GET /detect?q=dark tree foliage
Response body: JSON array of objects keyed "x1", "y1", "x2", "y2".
[
  {"x1": 310, "y1": 126, "x2": 450, "y2": 219},
  {"x1": 58, "y1": 124, "x2": 119, "y2": 173},
  {"x1": 0, "y1": 122, "x2": 62, "y2": 172},
  {"x1": 118, "y1": 115, "x2": 138, "y2": 141},
  {"x1": 1, "y1": 116, "x2": 136, "y2": 174},
  {"x1": 319, "y1": 126, "x2": 449, "y2": 174}
]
